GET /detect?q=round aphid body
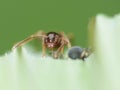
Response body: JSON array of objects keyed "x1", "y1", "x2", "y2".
[
  {"x1": 68, "y1": 46, "x2": 83, "y2": 60},
  {"x1": 44, "y1": 32, "x2": 61, "y2": 48}
]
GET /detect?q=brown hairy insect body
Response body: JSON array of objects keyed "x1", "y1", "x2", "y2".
[
  {"x1": 12, "y1": 31, "x2": 71, "y2": 59},
  {"x1": 44, "y1": 32, "x2": 61, "y2": 49}
]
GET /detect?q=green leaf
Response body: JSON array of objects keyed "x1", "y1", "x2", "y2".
[{"x1": 0, "y1": 14, "x2": 120, "y2": 90}]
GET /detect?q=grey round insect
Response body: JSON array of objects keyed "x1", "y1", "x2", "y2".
[{"x1": 68, "y1": 46, "x2": 91, "y2": 60}]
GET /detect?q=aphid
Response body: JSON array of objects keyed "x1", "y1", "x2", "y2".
[
  {"x1": 68, "y1": 46, "x2": 91, "y2": 60},
  {"x1": 12, "y1": 31, "x2": 71, "y2": 59}
]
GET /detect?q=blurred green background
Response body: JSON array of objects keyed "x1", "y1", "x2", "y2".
[{"x1": 0, "y1": 0, "x2": 120, "y2": 54}]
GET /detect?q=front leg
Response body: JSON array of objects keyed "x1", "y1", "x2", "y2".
[
  {"x1": 53, "y1": 41, "x2": 66, "y2": 59},
  {"x1": 12, "y1": 31, "x2": 46, "y2": 50},
  {"x1": 42, "y1": 38, "x2": 46, "y2": 57},
  {"x1": 59, "y1": 32, "x2": 71, "y2": 48}
]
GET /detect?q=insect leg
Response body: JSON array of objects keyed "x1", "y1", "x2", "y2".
[{"x1": 12, "y1": 31, "x2": 46, "y2": 50}]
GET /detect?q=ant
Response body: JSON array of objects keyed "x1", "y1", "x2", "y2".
[
  {"x1": 12, "y1": 31, "x2": 71, "y2": 59},
  {"x1": 68, "y1": 46, "x2": 92, "y2": 60}
]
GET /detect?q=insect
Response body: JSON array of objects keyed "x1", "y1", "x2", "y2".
[
  {"x1": 68, "y1": 46, "x2": 92, "y2": 60},
  {"x1": 12, "y1": 31, "x2": 71, "y2": 59}
]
